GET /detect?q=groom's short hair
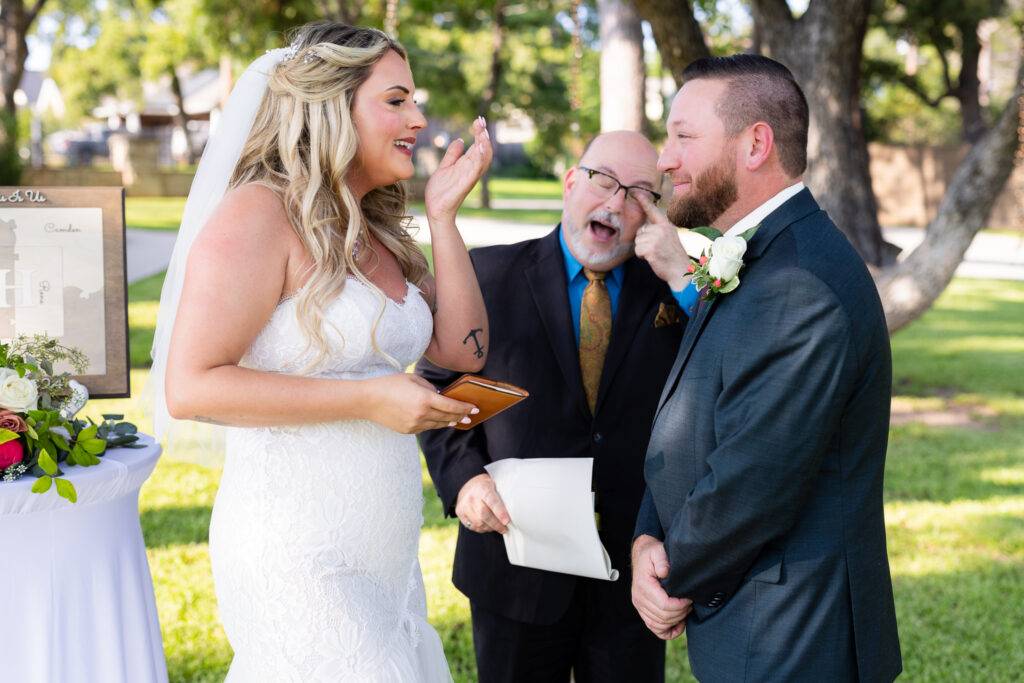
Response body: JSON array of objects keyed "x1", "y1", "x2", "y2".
[{"x1": 681, "y1": 54, "x2": 809, "y2": 178}]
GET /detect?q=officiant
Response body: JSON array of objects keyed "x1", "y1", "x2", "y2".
[{"x1": 416, "y1": 130, "x2": 696, "y2": 683}]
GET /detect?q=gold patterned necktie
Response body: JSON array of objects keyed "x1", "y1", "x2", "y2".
[{"x1": 579, "y1": 268, "x2": 612, "y2": 414}]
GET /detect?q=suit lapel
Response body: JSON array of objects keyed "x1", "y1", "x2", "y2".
[
  {"x1": 524, "y1": 229, "x2": 591, "y2": 420},
  {"x1": 654, "y1": 291, "x2": 717, "y2": 414},
  {"x1": 654, "y1": 188, "x2": 822, "y2": 415},
  {"x1": 597, "y1": 258, "x2": 662, "y2": 413}
]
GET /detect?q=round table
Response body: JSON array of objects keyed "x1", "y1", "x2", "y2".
[{"x1": 0, "y1": 435, "x2": 168, "y2": 683}]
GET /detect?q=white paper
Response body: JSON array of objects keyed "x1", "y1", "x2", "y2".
[{"x1": 485, "y1": 457, "x2": 619, "y2": 581}]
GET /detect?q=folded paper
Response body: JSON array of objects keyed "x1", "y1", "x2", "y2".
[{"x1": 485, "y1": 457, "x2": 619, "y2": 581}]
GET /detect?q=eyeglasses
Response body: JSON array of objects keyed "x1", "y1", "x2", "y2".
[{"x1": 578, "y1": 166, "x2": 661, "y2": 206}]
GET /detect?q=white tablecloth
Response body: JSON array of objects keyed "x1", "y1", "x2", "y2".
[{"x1": 0, "y1": 435, "x2": 168, "y2": 683}]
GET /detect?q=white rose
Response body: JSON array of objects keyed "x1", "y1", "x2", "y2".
[
  {"x1": 0, "y1": 367, "x2": 39, "y2": 411},
  {"x1": 707, "y1": 235, "x2": 748, "y2": 282}
]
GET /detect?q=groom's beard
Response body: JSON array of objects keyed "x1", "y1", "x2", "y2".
[{"x1": 666, "y1": 154, "x2": 738, "y2": 228}]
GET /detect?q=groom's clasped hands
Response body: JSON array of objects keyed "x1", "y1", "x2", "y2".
[{"x1": 630, "y1": 534, "x2": 693, "y2": 640}]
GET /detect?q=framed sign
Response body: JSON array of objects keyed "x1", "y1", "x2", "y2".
[{"x1": 0, "y1": 187, "x2": 129, "y2": 398}]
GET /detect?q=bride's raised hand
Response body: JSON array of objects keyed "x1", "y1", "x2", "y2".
[
  {"x1": 424, "y1": 116, "x2": 493, "y2": 223},
  {"x1": 362, "y1": 373, "x2": 478, "y2": 434}
]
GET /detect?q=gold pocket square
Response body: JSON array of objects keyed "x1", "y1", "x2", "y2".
[{"x1": 654, "y1": 302, "x2": 682, "y2": 328}]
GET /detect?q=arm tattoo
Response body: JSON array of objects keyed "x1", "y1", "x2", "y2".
[
  {"x1": 463, "y1": 328, "x2": 485, "y2": 359},
  {"x1": 193, "y1": 415, "x2": 232, "y2": 426}
]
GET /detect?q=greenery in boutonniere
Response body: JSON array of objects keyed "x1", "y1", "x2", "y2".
[
  {"x1": 685, "y1": 225, "x2": 760, "y2": 301},
  {"x1": 0, "y1": 334, "x2": 142, "y2": 502}
]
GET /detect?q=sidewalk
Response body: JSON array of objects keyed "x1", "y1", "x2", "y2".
[{"x1": 126, "y1": 222, "x2": 1024, "y2": 285}]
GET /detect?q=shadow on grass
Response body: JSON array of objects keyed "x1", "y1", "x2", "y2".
[
  {"x1": 885, "y1": 422, "x2": 1024, "y2": 503},
  {"x1": 892, "y1": 560, "x2": 1024, "y2": 681},
  {"x1": 141, "y1": 505, "x2": 213, "y2": 547}
]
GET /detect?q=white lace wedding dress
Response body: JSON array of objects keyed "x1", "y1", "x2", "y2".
[{"x1": 209, "y1": 277, "x2": 452, "y2": 682}]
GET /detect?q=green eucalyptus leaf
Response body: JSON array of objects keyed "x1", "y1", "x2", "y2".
[
  {"x1": 113, "y1": 423, "x2": 138, "y2": 435},
  {"x1": 54, "y1": 477, "x2": 77, "y2": 503},
  {"x1": 40, "y1": 358, "x2": 53, "y2": 375},
  {"x1": 31, "y1": 475, "x2": 52, "y2": 494},
  {"x1": 102, "y1": 413, "x2": 125, "y2": 421},
  {"x1": 738, "y1": 224, "x2": 760, "y2": 242},
  {"x1": 690, "y1": 226, "x2": 723, "y2": 241}
]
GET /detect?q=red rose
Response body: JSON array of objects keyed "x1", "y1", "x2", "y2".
[
  {"x1": 713, "y1": 279, "x2": 722, "y2": 288},
  {"x1": 699, "y1": 255, "x2": 708, "y2": 265},
  {"x1": 687, "y1": 264, "x2": 696, "y2": 273},
  {"x1": 0, "y1": 438, "x2": 23, "y2": 468},
  {"x1": 0, "y1": 409, "x2": 28, "y2": 433}
]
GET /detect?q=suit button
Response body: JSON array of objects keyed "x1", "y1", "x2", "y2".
[{"x1": 592, "y1": 432, "x2": 603, "y2": 443}]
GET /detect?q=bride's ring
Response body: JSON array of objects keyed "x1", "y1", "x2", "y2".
[{"x1": 463, "y1": 519, "x2": 473, "y2": 528}]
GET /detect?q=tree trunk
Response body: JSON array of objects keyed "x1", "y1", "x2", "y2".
[
  {"x1": 0, "y1": 0, "x2": 34, "y2": 117},
  {"x1": 634, "y1": 0, "x2": 1023, "y2": 332},
  {"x1": 476, "y1": 0, "x2": 506, "y2": 210},
  {"x1": 630, "y1": 0, "x2": 709, "y2": 80},
  {"x1": 752, "y1": 0, "x2": 895, "y2": 266},
  {"x1": 169, "y1": 69, "x2": 197, "y2": 165},
  {"x1": 954, "y1": 20, "x2": 985, "y2": 143},
  {"x1": 875, "y1": 41, "x2": 1023, "y2": 334},
  {"x1": 0, "y1": 0, "x2": 45, "y2": 184},
  {"x1": 598, "y1": 0, "x2": 645, "y2": 132}
]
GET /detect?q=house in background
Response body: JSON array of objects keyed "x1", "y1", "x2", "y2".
[{"x1": 14, "y1": 70, "x2": 66, "y2": 167}]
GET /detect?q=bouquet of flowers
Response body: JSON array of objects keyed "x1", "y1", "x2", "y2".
[{"x1": 0, "y1": 334, "x2": 142, "y2": 502}]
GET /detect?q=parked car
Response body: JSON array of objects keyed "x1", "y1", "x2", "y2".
[{"x1": 45, "y1": 129, "x2": 113, "y2": 165}]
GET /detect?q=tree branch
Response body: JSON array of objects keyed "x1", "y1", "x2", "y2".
[
  {"x1": 876, "y1": 35, "x2": 1024, "y2": 333},
  {"x1": 25, "y1": 0, "x2": 49, "y2": 29},
  {"x1": 632, "y1": 0, "x2": 709, "y2": 79}
]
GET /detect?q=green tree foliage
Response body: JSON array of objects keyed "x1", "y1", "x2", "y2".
[
  {"x1": 403, "y1": 0, "x2": 591, "y2": 175},
  {"x1": 864, "y1": 0, "x2": 1022, "y2": 144}
]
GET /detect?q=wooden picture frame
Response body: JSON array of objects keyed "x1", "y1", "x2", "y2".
[{"x1": 0, "y1": 187, "x2": 129, "y2": 398}]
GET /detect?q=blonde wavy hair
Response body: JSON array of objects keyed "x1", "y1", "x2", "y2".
[{"x1": 230, "y1": 22, "x2": 429, "y2": 372}]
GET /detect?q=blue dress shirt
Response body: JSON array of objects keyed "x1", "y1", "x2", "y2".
[{"x1": 559, "y1": 227, "x2": 698, "y2": 344}]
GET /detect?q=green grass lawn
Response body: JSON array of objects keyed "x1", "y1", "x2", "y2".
[{"x1": 124, "y1": 176, "x2": 565, "y2": 233}]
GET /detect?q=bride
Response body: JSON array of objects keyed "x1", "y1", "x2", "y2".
[{"x1": 150, "y1": 21, "x2": 490, "y2": 681}]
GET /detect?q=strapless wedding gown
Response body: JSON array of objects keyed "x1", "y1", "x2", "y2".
[{"x1": 209, "y1": 277, "x2": 452, "y2": 682}]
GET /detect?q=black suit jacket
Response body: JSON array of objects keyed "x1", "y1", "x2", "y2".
[
  {"x1": 416, "y1": 227, "x2": 685, "y2": 624},
  {"x1": 635, "y1": 189, "x2": 902, "y2": 682}
]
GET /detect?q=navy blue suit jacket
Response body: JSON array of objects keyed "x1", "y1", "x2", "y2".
[
  {"x1": 635, "y1": 189, "x2": 902, "y2": 682},
  {"x1": 417, "y1": 227, "x2": 685, "y2": 624}
]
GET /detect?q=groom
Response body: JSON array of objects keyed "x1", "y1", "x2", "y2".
[{"x1": 631, "y1": 55, "x2": 903, "y2": 681}]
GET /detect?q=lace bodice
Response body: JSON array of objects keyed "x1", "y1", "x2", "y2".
[
  {"x1": 208, "y1": 276, "x2": 452, "y2": 682},
  {"x1": 241, "y1": 277, "x2": 433, "y2": 379}
]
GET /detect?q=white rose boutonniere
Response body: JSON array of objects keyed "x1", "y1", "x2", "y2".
[
  {"x1": 0, "y1": 367, "x2": 38, "y2": 411},
  {"x1": 685, "y1": 225, "x2": 759, "y2": 301}
]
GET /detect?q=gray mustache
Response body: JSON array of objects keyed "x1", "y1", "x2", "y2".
[{"x1": 588, "y1": 210, "x2": 623, "y2": 232}]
